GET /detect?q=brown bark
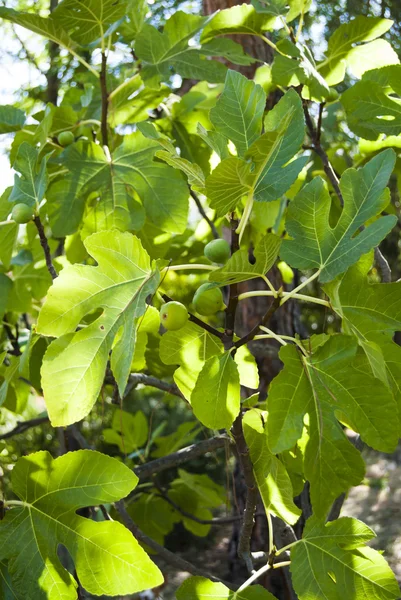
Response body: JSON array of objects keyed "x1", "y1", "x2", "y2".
[
  {"x1": 46, "y1": 0, "x2": 59, "y2": 105},
  {"x1": 202, "y1": 0, "x2": 273, "y2": 77}
]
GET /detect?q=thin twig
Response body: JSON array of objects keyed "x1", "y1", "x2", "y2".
[
  {"x1": 131, "y1": 436, "x2": 230, "y2": 482},
  {"x1": 0, "y1": 416, "x2": 49, "y2": 441},
  {"x1": 161, "y1": 293, "x2": 224, "y2": 340},
  {"x1": 115, "y1": 500, "x2": 237, "y2": 589},
  {"x1": 2, "y1": 316, "x2": 21, "y2": 356},
  {"x1": 224, "y1": 216, "x2": 240, "y2": 340},
  {"x1": 190, "y1": 190, "x2": 219, "y2": 239},
  {"x1": 33, "y1": 216, "x2": 57, "y2": 279},
  {"x1": 301, "y1": 96, "x2": 344, "y2": 205},
  {"x1": 374, "y1": 246, "x2": 391, "y2": 283},
  {"x1": 152, "y1": 479, "x2": 256, "y2": 525},
  {"x1": 316, "y1": 102, "x2": 325, "y2": 143},
  {"x1": 125, "y1": 372, "x2": 186, "y2": 401},
  {"x1": 100, "y1": 51, "x2": 109, "y2": 147}
]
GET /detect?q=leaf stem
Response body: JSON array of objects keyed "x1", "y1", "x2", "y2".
[
  {"x1": 279, "y1": 270, "x2": 321, "y2": 306},
  {"x1": 267, "y1": 511, "x2": 274, "y2": 555},
  {"x1": 275, "y1": 540, "x2": 299, "y2": 556},
  {"x1": 161, "y1": 264, "x2": 219, "y2": 273},
  {"x1": 235, "y1": 192, "x2": 253, "y2": 245},
  {"x1": 69, "y1": 49, "x2": 99, "y2": 78},
  {"x1": 108, "y1": 72, "x2": 140, "y2": 101},
  {"x1": 238, "y1": 289, "x2": 330, "y2": 307},
  {"x1": 190, "y1": 189, "x2": 219, "y2": 239},
  {"x1": 259, "y1": 325, "x2": 287, "y2": 346},
  {"x1": 100, "y1": 51, "x2": 109, "y2": 147},
  {"x1": 237, "y1": 562, "x2": 271, "y2": 592}
]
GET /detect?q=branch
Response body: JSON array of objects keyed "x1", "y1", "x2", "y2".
[
  {"x1": 153, "y1": 479, "x2": 250, "y2": 525},
  {"x1": 0, "y1": 416, "x2": 49, "y2": 441},
  {"x1": 100, "y1": 51, "x2": 109, "y2": 147},
  {"x1": 301, "y1": 96, "x2": 344, "y2": 206},
  {"x1": 224, "y1": 216, "x2": 240, "y2": 339},
  {"x1": 2, "y1": 316, "x2": 21, "y2": 356},
  {"x1": 132, "y1": 436, "x2": 229, "y2": 482},
  {"x1": 374, "y1": 246, "x2": 391, "y2": 283},
  {"x1": 115, "y1": 500, "x2": 237, "y2": 589},
  {"x1": 231, "y1": 415, "x2": 258, "y2": 572},
  {"x1": 33, "y1": 216, "x2": 57, "y2": 280},
  {"x1": 223, "y1": 215, "x2": 257, "y2": 572},
  {"x1": 161, "y1": 293, "x2": 224, "y2": 340},
  {"x1": 125, "y1": 372, "x2": 186, "y2": 401},
  {"x1": 234, "y1": 295, "x2": 281, "y2": 350},
  {"x1": 190, "y1": 190, "x2": 219, "y2": 239}
]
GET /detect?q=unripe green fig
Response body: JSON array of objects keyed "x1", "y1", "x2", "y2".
[
  {"x1": 193, "y1": 283, "x2": 224, "y2": 316},
  {"x1": 277, "y1": 261, "x2": 294, "y2": 284},
  {"x1": 11, "y1": 203, "x2": 34, "y2": 224},
  {"x1": 57, "y1": 130, "x2": 75, "y2": 146},
  {"x1": 204, "y1": 238, "x2": 230, "y2": 264},
  {"x1": 326, "y1": 87, "x2": 340, "y2": 102},
  {"x1": 159, "y1": 301, "x2": 188, "y2": 331}
]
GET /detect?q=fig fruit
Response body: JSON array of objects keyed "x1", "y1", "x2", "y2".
[
  {"x1": 193, "y1": 283, "x2": 224, "y2": 316},
  {"x1": 204, "y1": 238, "x2": 230, "y2": 264},
  {"x1": 159, "y1": 301, "x2": 189, "y2": 331},
  {"x1": 11, "y1": 203, "x2": 34, "y2": 224},
  {"x1": 57, "y1": 131, "x2": 75, "y2": 146}
]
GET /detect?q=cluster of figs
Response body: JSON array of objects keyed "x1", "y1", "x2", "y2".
[{"x1": 159, "y1": 239, "x2": 230, "y2": 331}]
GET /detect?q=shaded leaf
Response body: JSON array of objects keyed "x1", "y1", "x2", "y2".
[
  {"x1": 281, "y1": 149, "x2": 396, "y2": 282},
  {"x1": 48, "y1": 134, "x2": 188, "y2": 237},
  {"x1": 210, "y1": 70, "x2": 266, "y2": 157},
  {"x1": 9, "y1": 143, "x2": 49, "y2": 208},
  {"x1": 0, "y1": 106, "x2": 25, "y2": 134},
  {"x1": 267, "y1": 335, "x2": 398, "y2": 516},
  {"x1": 342, "y1": 66, "x2": 401, "y2": 140},
  {"x1": 210, "y1": 233, "x2": 281, "y2": 285},
  {"x1": 53, "y1": 0, "x2": 127, "y2": 47},
  {"x1": 291, "y1": 517, "x2": 400, "y2": 600},
  {"x1": 136, "y1": 13, "x2": 227, "y2": 87},
  {"x1": 243, "y1": 409, "x2": 301, "y2": 525}
]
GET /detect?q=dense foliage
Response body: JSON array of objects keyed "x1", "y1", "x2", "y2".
[{"x1": 1, "y1": 0, "x2": 401, "y2": 598}]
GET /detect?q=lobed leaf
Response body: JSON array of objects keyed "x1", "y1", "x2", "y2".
[
  {"x1": 291, "y1": 516, "x2": 400, "y2": 600},
  {"x1": 37, "y1": 230, "x2": 160, "y2": 426},
  {"x1": 0, "y1": 450, "x2": 163, "y2": 599},
  {"x1": 267, "y1": 335, "x2": 398, "y2": 516},
  {"x1": 281, "y1": 149, "x2": 397, "y2": 282}
]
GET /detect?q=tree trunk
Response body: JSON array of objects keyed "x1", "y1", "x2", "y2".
[
  {"x1": 46, "y1": 0, "x2": 60, "y2": 105},
  {"x1": 202, "y1": 0, "x2": 273, "y2": 77}
]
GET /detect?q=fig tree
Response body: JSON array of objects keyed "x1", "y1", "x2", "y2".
[
  {"x1": 204, "y1": 238, "x2": 230, "y2": 264},
  {"x1": 159, "y1": 301, "x2": 188, "y2": 331},
  {"x1": 193, "y1": 283, "x2": 224, "y2": 316}
]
